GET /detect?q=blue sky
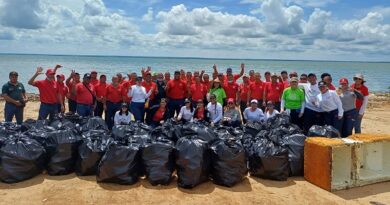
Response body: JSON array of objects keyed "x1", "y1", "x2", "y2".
[{"x1": 0, "y1": 0, "x2": 389, "y2": 61}]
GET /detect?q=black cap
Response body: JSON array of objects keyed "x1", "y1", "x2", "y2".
[
  {"x1": 184, "y1": 98, "x2": 191, "y2": 103},
  {"x1": 281, "y1": 70, "x2": 288, "y2": 74},
  {"x1": 121, "y1": 102, "x2": 128, "y2": 107},
  {"x1": 321, "y1": 73, "x2": 331, "y2": 79},
  {"x1": 83, "y1": 73, "x2": 91, "y2": 79},
  {"x1": 174, "y1": 71, "x2": 180, "y2": 75},
  {"x1": 318, "y1": 81, "x2": 327, "y2": 87},
  {"x1": 308, "y1": 73, "x2": 316, "y2": 78},
  {"x1": 9, "y1": 71, "x2": 18, "y2": 76}
]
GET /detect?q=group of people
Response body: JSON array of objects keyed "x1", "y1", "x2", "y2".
[{"x1": 1, "y1": 64, "x2": 369, "y2": 137}]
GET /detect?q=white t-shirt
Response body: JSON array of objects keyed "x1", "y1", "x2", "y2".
[
  {"x1": 114, "y1": 111, "x2": 133, "y2": 125},
  {"x1": 128, "y1": 85, "x2": 152, "y2": 103},
  {"x1": 316, "y1": 90, "x2": 344, "y2": 117},
  {"x1": 178, "y1": 106, "x2": 194, "y2": 121},
  {"x1": 206, "y1": 102, "x2": 223, "y2": 123},
  {"x1": 300, "y1": 82, "x2": 322, "y2": 112},
  {"x1": 266, "y1": 109, "x2": 280, "y2": 120},
  {"x1": 243, "y1": 108, "x2": 265, "y2": 122}
]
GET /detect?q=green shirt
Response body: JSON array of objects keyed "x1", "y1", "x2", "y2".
[
  {"x1": 282, "y1": 87, "x2": 305, "y2": 109},
  {"x1": 2, "y1": 82, "x2": 25, "y2": 101},
  {"x1": 209, "y1": 88, "x2": 226, "y2": 105}
]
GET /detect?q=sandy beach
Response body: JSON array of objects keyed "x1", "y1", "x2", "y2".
[{"x1": 0, "y1": 93, "x2": 389, "y2": 205}]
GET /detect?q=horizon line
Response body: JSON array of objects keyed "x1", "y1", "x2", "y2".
[{"x1": 0, "y1": 52, "x2": 389, "y2": 64}]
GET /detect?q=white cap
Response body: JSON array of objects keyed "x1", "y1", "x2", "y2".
[{"x1": 250, "y1": 99, "x2": 258, "y2": 104}]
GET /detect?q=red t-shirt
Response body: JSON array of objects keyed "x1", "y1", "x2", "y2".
[
  {"x1": 202, "y1": 81, "x2": 212, "y2": 92},
  {"x1": 75, "y1": 83, "x2": 95, "y2": 105},
  {"x1": 167, "y1": 79, "x2": 187, "y2": 100},
  {"x1": 195, "y1": 108, "x2": 205, "y2": 120},
  {"x1": 91, "y1": 79, "x2": 99, "y2": 87},
  {"x1": 121, "y1": 80, "x2": 136, "y2": 103},
  {"x1": 223, "y1": 74, "x2": 241, "y2": 83},
  {"x1": 328, "y1": 83, "x2": 336, "y2": 90},
  {"x1": 249, "y1": 81, "x2": 265, "y2": 100},
  {"x1": 190, "y1": 83, "x2": 206, "y2": 101},
  {"x1": 239, "y1": 83, "x2": 250, "y2": 102},
  {"x1": 106, "y1": 84, "x2": 122, "y2": 103},
  {"x1": 33, "y1": 79, "x2": 59, "y2": 104},
  {"x1": 94, "y1": 82, "x2": 107, "y2": 98},
  {"x1": 283, "y1": 80, "x2": 289, "y2": 89},
  {"x1": 223, "y1": 82, "x2": 239, "y2": 100},
  {"x1": 66, "y1": 80, "x2": 79, "y2": 101},
  {"x1": 249, "y1": 77, "x2": 256, "y2": 83},
  {"x1": 57, "y1": 82, "x2": 68, "y2": 103},
  {"x1": 142, "y1": 81, "x2": 157, "y2": 100},
  {"x1": 153, "y1": 108, "x2": 166, "y2": 122},
  {"x1": 265, "y1": 82, "x2": 283, "y2": 102},
  {"x1": 351, "y1": 84, "x2": 369, "y2": 109}
]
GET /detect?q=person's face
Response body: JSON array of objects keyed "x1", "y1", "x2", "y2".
[
  {"x1": 214, "y1": 82, "x2": 220, "y2": 88},
  {"x1": 91, "y1": 72, "x2": 97, "y2": 79},
  {"x1": 255, "y1": 73, "x2": 261, "y2": 81},
  {"x1": 341, "y1": 83, "x2": 349, "y2": 90},
  {"x1": 251, "y1": 103, "x2": 257, "y2": 109},
  {"x1": 194, "y1": 71, "x2": 199, "y2": 78},
  {"x1": 197, "y1": 102, "x2": 204, "y2": 108},
  {"x1": 281, "y1": 73, "x2": 288, "y2": 79},
  {"x1": 290, "y1": 81, "x2": 298, "y2": 88},
  {"x1": 195, "y1": 76, "x2": 201, "y2": 83},
  {"x1": 354, "y1": 77, "x2": 363, "y2": 85},
  {"x1": 228, "y1": 101, "x2": 235, "y2": 108},
  {"x1": 84, "y1": 77, "x2": 91, "y2": 84},
  {"x1": 75, "y1": 75, "x2": 80, "y2": 82},
  {"x1": 249, "y1": 70, "x2": 254, "y2": 76},
  {"x1": 319, "y1": 86, "x2": 328, "y2": 93},
  {"x1": 210, "y1": 96, "x2": 216, "y2": 103},
  {"x1": 157, "y1": 73, "x2": 164, "y2": 81},
  {"x1": 100, "y1": 76, "x2": 106, "y2": 83},
  {"x1": 56, "y1": 76, "x2": 64, "y2": 83},
  {"x1": 165, "y1": 72, "x2": 170, "y2": 80},
  {"x1": 9, "y1": 75, "x2": 18, "y2": 84},
  {"x1": 265, "y1": 73, "x2": 270, "y2": 79},
  {"x1": 203, "y1": 74, "x2": 209, "y2": 82},
  {"x1": 324, "y1": 76, "x2": 332, "y2": 84},
  {"x1": 227, "y1": 75, "x2": 233, "y2": 82},
  {"x1": 117, "y1": 74, "x2": 123, "y2": 82},
  {"x1": 186, "y1": 72, "x2": 192, "y2": 79},
  {"x1": 243, "y1": 77, "x2": 249, "y2": 83},
  {"x1": 160, "y1": 101, "x2": 167, "y2": 108},
  {"x1": 308, "y1": 76, "x2": 316, "y2": 85},
  {"x1": 131, "y1": 73, "x2": 137, "y2": 81},
  {"x1": 146, "y1": 74, "x2": 152, "y2": 82},
  {"x1": 174, "y1": 73, "x2": 180, "y2": 80},
  {"x1": 300, "y1": 76, "x2": 308, "y2": 83},
  {"x1": 112, "y1": 76, "x2": 119, "y2": 84},
  {"x1": 267, "y1": 104, "x2": 274, "y2": 110},
  {"x1": 121, "y1": 106, "x2": 128, "y2": 111},
  {"x1": 218, "y1": 75, "x2": 223, "y2": 81},
  {"x1": 271, "y1": 76, "x2": 277, "y2": 83},
  {"x1": 185, "y1": 102, "x2": 191, "y2": 108},
  {"x1": 227, "y1": 69, "x2": 232, "y2": 76},
  {"x1": 47, "y1": 73, "x2": 55, "y2": 81}
]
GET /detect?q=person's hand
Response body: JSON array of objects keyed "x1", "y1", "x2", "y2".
[
  {"x1": 246, "y1": 102, "x2": 250, "y2": 107},
  {"x1": 55, "y1": 64, "x2": 62, "y2": 69},
  {"x1": 280, "y1": 109, "x2": 284, "y2": 113},
  {"x1": 358, "y1": 114, "x2": 364, "y2": 119},
  {"x1": 70, "y1": 70, "x2": 76, "y2": 77},
  {"x1": 262, "y1": 101, "x2": 266, "y2": 107},
  {"x1": 36, "y1": 67, "x2": 43, "y2": 75},
  {"x1": 201, "y1": 70, "x2": 205, "y2": 74},
  {"x1": 14, "y1": 101, "x2": 22, "y2": 106},
  {"x1": 61, "y1": 105, "x2": 65, "y2": 113},
  {"x1": 338, "y1": 116, "x2": 343, "y2": 120},
  {"x1": 147, "y1": 66, "x2": 151, "y2": 72},
  {"x1": 213, "y1": 64, "x2": 217, "y2": 70},
  {"x1": 299, "y1": 113, "x2": 304, "y2": 118},
  {"x1": 241, "y1": 63, "x2": 245, "y2": 69},
  {"x1": 103, "y1": 104, "x2": 107, "y2": 111},
  {"x1": 160, "y1": 120, "x2": 164, "y2": 124}
]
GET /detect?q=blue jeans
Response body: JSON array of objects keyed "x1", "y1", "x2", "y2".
[
  {"x1": 303, "y1": 108, "x2": 324, "y2": 133},
  {"x1": 131, "y1": 102, "x2": 145, "y2": 122},
  {"x1": 39, "y1": 103, "x2": 58, "y2": 121},
  {"x1": 4, "y1": 102, "x2": 24, "y2": 124},
  {"x1": 290, "y1": 109, "x2": 303, "y2": 129},
  {"x1": 77, "y1": 104, "x2": 93, "y2": 117},
  {"x1": 168, "y1": 99, "x2": 184, "y2": 118},
  {"x1": 68, "y1": 99, "x2": 77, "y2": 113},
  {"x1": 341, "y1": 109, "x2": 357, "y2": 138},
  {"x1": 106, "y1": 101, "x2": 121, "y2": 129},
  {"x1": 354, "y1": 113, "x2": 363, "y2": 134},
  {"x1": 324, "y1": 109, "x2": 342, "y2": 133}
]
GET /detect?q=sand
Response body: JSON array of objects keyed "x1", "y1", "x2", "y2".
[{"x1": 0, "y1": 93, "x2": 389, "y2": 205}]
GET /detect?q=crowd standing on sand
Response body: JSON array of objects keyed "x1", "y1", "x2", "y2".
[{"x1": 1, "y1": 64, "x2": 369, "y2": 137}]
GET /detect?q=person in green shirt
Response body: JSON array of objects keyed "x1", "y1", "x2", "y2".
[
  {"x1": 280, "y1": 77, "x2": 305, "y2": 128},
  {"x1": 1, "y1": 71, "x2": 28, "y2": 124},
  {"x1": 208, "y1": 79, "x2": 226, "y2": 106}
]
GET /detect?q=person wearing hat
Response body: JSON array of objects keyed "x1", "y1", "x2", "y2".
[
  {"x1": 128, "y1": 76, "x2": 154, "y2": 122},
  {"x1": 243, "y1": 99, "x2": 266, "y2": 123},
  {"x1": 264, "y1": 72, "x2": 283, "y2": 111},
  {"x1": 351, "y1": 73, "x2": 369, "y2": 134},
  {"x1": 165, "y1": 70, "x2": 187, "y2": 118},
  {"x1": 114, "y1": 102, "x2": 133, "y2": 125},
  {"x1": 300, "y1": 73, "x2": 324, "y2": 133},
  {"x1": 65, "y1": 70, "x2": 80, "y2": 114},
  {"x1": 177, "y1": 98, "x2": 194, "y2": 123},
  {"x1": 56, "y1": 74, "x2": 68, "y2": 113},
  {"x1": 28, "y1": 66, "x2": 64, "y2": 120},
  {"x1": 2, "y1": 71, "x2": 28, "y2": 124},
  {"x1": 94, "y1": 74, "x2": 107, "y2": 118},
  {"x1": 209, "y1": 78, "x2": 226, "y2": 106},
  {"x1": 337, "y1": 78, "x2": 363, "y2": 137},
  {"x1": 206, "y1": 93, "x2": 223, "y2": 126},
  {"x1": 265, "y1": 101, "x2": 280, "y2": 120},
  {"x1": 280, "y1": 77, "x2": 305, "y2": 128},
  {"x1": 238, "y1": 74, "x2": 251, "y2": 123},
  {"x1": 212, "y1": 63, "x2": 245, "y2": 84},
  {"x1": 247, "y1": 72, "x2": 265, "y2": 110},
  {"x1": 90, "y1": 70, "x2": 99, "y2": 86},
  {"x1": 146, "y1": 98, "x2": 170, "y2": 127},
  {"x1": 223, "y1": 98, "x2": 241, "y2": 127},
  {"x1": 315, "y1": 81, "x2": 343, "y2": 132},
  {"x1": 104, "y1": 76, "x2": 123, "y2": 129},
  {"x1": 72, "y1": 73, "x2": 96, "y2": 117}
]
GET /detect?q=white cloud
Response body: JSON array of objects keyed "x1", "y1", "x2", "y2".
[
  {"x1": 142, "y1": 7, "x2": 154, "y2": 22},
  {"x1": 304, "y1": 8, "x2": 331, "y2": 36},
  {"x1": 290, "y1": 0, "x2": 337, "y2": 8},
  {"x1": 83, "y1": 0, "x2": 106, "y2": 16},
  {"x1": 0, "y1": 0, "x2": 47, "y2": 29}
]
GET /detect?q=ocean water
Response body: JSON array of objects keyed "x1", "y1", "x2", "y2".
[{"x1": 0, "y1": 54, "x2": 389, "y2": 93}]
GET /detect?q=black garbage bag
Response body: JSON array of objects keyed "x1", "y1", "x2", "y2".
[
  {"x1": 248, "y1": 138, "x2": 289, "y2": 181},
  {"x1": 79, "y1": 117, "x2": 108, "y2": 133},
  {"x1": 26, "y1": 126, "x2": 57, "y2": 146},
  {"x1": 182, "y1": 122, "x2": 216, "y2": 143},
  {"x1": 267, "y1": 114, "x2": 291, "y2": 129},
  {"x1": 45, "y1": 129, "x2": 82, "y2": 175},
  {"x1": 112, "y1": 125, "x2": 134, "y2": 142},
  {"x1": 0, "y1": 121, "x2": 21, "y2": 133},
  {"x1": 161, "y1": 119, "x2": 183, "y2": 142},
  {"x1": 307, "y1": 125, "x2": 340, "y2": 138},
  {"x1": 210, "y1": 138, "x2": 247, "y2": 187},
  {"x1": 133, "y1": 121, "x2": 152, "y2": 135},
  {"x1": 243, "y1": 121, "x2": 266, "y2": 137},
  {"x1": 142, "y1": 139, "x2": 175, "y2": 185},
  {"x1": 97, "y1": 142, "x2": 141, "y2": 185},
  {"x1": 63, "y1": 113, "x2": 84, "y2": 124},
  {"x1": 280, "y1": 134, "x2": 306, "y2": 176},
  {"x1": 50, "y1": 118, "x2": 76, "y2": 130},
  {"x1": 21, "y1": 119, "x2": 48, "y2": 132},
  {"x1": 175, "y1": 136, "x2": 210, "y2": 188},
  {"x1": 75, "y1": 130, "x2": 113, "y2": 176},
  {"x1": 0, "y1": 134, "x2": 46, "y2": 183}
]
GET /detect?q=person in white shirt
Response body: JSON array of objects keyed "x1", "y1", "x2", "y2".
[
  {"x1": 265, "y1": 101, "x2": 280, "y2": 120},
  {"x1": 299, "y1": 73, "x2": 324, "y2": 133},
  {"x1": 316, "y1": 81, "x2": 343, "y2": 132},
  {"x1": 207, "y1": 94, "x2": 223, "y2": 126},
  {"x1": 128, "y1": 76, "x2": 153, "y2": 122},
  {"x1": 243, "y1": 99, "x2": 266, "y2": 123},
  {"x1": 177, "y1": 98, "x2": 194, "y2": 123},
  {"x1": 114, "y1": 103, "x2": 133, "y2": 125}
]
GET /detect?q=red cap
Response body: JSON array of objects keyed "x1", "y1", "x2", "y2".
[
  {"x1": 339, "y1": 78, "x2": 349, "y2": 84},
  {"x1": 46, "y1": 69, "x2": 55, "y2": 75},
  {"x1": 227, "y1": 98, "x2": 234, "y2": 103},
  {"x1": 56, "y1": 74, "x2": 65, "y2": 79}
]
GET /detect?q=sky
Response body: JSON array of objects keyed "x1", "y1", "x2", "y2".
[{"x1": 0, "y1": 0, "x2": 389, "y2": 61}]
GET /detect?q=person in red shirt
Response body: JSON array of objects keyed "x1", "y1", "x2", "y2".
[
  {"x1": 238, "y1": 75, "x2": 250, "y2": 122},
  {"x1": 94, "y1": 74, "x2": 107, "y2": 118},
  {"x1": 264, "y1": 73, "x2": 284, "y2": 111},
  {"x1": 321, "y1": 73, "x2": 336, "y2": 90},
  {"x1": 142, "y1": 73, "x2": 158, "y2": 107},
  {"x1": 116, "y1": 73, "x2": 124, "y2": 84},
  {"x1": 166, "y1": 71, "x2": 187, "y2": 118},
  {"x1": 351, "y1": 73, "x2": 369, "y2": 134},
  {"x1": 247, "y1": 72, "x2": 265, "y2": 110},
  {"x1": 65, "y1": 70, "x2": 80, "y2": 114},
  {"x1": 121, "y1": 72, "x2": 137, "y2": 104},
  {"x1": 73, "y1": 73, "x2": 95, "y2": 117},
  {"x1": 223, "y1": 75, "x2": 239, "y2": 106},
  {"x1": 189, "y1": 76, "x2": 206, "y2": 108},
  {"x1": 264, "y1": 71, "x2": 271, "y2": 83},
  {"x1": 56, "y1": 74, "x2": 68, "y2": 113},
  {"x1": 90, "y1": 70, "x2": 99, "y2": 86},
  {"x1": 164, "y1": 72, "x2": 171, "y2": 83},
  {"x1": 213, "y1": 63, "x2": 244, "y2": 83},
  {"x1": 193, "y1": 99, "x2": 209, "y2": 121},
  {"x1": 146, "y1": 98, "x2": 170, "y2": 127},
  {"x1": 202, "y1": 74, "x2": 212, "y2": 92},
  {"x1": 28, "y1": 66, "x2": 64, "y2": 120},
  {"x1": 104, "y1": 76, "x2": 123, "y2": 129},
  {"x1": 281, "y1": 70, "x2": 289, "y2": 88}
]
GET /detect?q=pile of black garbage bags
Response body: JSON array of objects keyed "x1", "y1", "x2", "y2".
[{"x1": 0, "y1": 113, "x2": 340, "y2": 188}]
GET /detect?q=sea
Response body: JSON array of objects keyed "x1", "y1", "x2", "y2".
[{"x1": 0, "y1": 54, "x2": 389, "y2": 93}]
